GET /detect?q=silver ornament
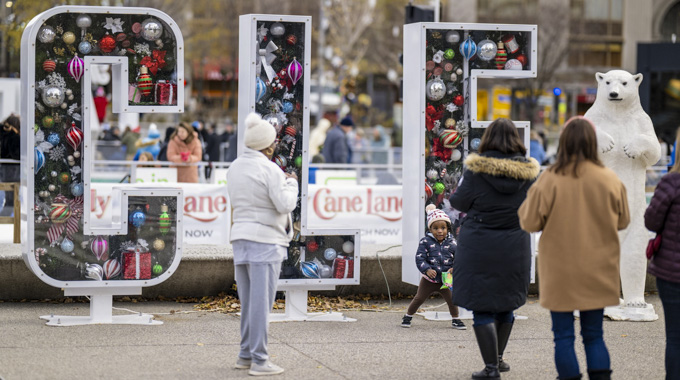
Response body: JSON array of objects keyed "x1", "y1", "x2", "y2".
[
  {"x1": 65, "y1": 89, "x2": 73, "y2": 96},
  {"x1": 445, "y1": 30, "x2": 460, "y2": 44},
  {"x1": 342, "y1": 241, "x2": 354, "y2": 254},
  {"x1": 270, "y1": 22, "x2": 285, "y2": 36},
  {"x1": 324, "y1": 248, "x2": 337, "y2": 261},
  {"x1": 76, "y1": 14, "x2": 92, "y2": 29},
  {"x1": 456, "y1": 68, "x2": 463, "y2": 75},
  {"x1": 85, "y1": 263, "x2": 104, "y2": 281},
  {"x1": 320, "y1": 264, "x2": 332, "y2": 278},
  {"x1": 426, "y1": 77, "x2": 446, "y2": 101},
  {"x1": 426, "y1": 168, "x2": 439, "y2": 181},
  {"x1": 140, "y1": 18, "x2": 163, "y2": 41},
  {"x1": 450, "y1": 73, "x2": 458, "y2": 82},
  {"x1": 60, "y1": 238, "x2": 75, "y2": 253},
  {"x1": 60, "y1": 103, "x2": 67, "y2": 109},
  {"x1": 78, "y1": 41, "x2": 92, "y2": 54},
  {"x1": 37, "y1": 25, "x2": 56, "y2": 43},
  {"x1": 48, "y1": 184, "x2": 56, "y2": 191},
  {"x1": 73, "y1": 151, "x2": 81, "y2": 158},
  {"x1": 477, "y1": 39, "x2": 497, "y2": 61},
  {"x1": 263, "y1": 113, "x2": 283, "y2": 133},
  {"x1": 42, "y1": 85, "x2": 65, "y2": 108},
  {"x1": 471, "y1": 137, "x2": 481, "y2": 151},
  {"x1": 51, "y1": 171, "x2": 58, "y2": 177}
]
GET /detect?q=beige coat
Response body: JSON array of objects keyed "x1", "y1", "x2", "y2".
[
  {"x1": 167, "y1": 133, "x2": 202, "y2": 183},
  {"x1": 518, "y1": 161, "x2": 630, "y2": 311}
]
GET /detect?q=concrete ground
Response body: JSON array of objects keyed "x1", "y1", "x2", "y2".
[{"x1": 0, "y1": 295, "x2": 667, "y2": 380}]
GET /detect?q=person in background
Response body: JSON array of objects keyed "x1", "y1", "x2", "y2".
[
  {"x1": 137, "y1": 151, "x2": 155, "y2": 168},
  {"x1": 121, "y1": 125, "x2": 140, "y2": 161},
  {"x1": 370, "y1": 124, "x2": 390, "y2": 164},
  {"x1": 133, "y1": 123, "x2": 161, "y2": 160},
  {"x1": 645, "y1": 127, "x2": 680, "y2": 380},
  {"x1": 309, "y1": 117, "x2": 332, "y2": 158},
  {"x1": 202, "y1": 123, "x2": 222, "y2": 179},
  {"x1": 323, "y1": 116, "x2": 354, "y2": 164},
  {"x1": 93, "y1": 86, "x2": 108, "y2": 123},
  {"x1": 227, "y1": 113, "x2": 298, "y2": 376},
  {"x1": 529, "y1": 130, "x2": 546, "y2": 165},
  {"x1": 349, "y1": 128, "x2": 369, "y2": 163},
  {"x1": 221, "y1": 122, "x2": 235, "y2": 146},
  {"x1": 0, "y1": 114, "x2": 20, "y2": 216},
  {"x1": 519, "y1": 117, "x2": 629, "y2": 380},
  {"x1": 225, "y1": 131, "x2": 238, "y2": 162},
  {"x1": 167, "y1": 122, "x2": 202, "y2": 183},
  {"x1": 100, "y1": 126, "x2": 121, "y2": 141}
]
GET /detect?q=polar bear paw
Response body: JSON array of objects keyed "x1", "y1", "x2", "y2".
[
  {"x1": 623, "y1": 143, "x2": 643, "y2": 159},
  {"x1": 624, "y1": 298, "x2": 648, "y2": 308},
  {"x1": 597, "y1": 132, "x2": 615, "y2": 153}
]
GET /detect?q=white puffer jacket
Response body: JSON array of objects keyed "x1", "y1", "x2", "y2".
[{"x1": 227, "y1": 147, "x2": 298, "y2": 247}]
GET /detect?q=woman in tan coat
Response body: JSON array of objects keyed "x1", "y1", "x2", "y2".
[
  {"x1": 518, "y1": 117, "x2": 630, "y2": 380},
  {"x1": 167, "y1": 122, "x2": 203, "y2": 183}
]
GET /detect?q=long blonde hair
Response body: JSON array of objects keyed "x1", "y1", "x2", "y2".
[{"x1": 671, "y1": 128, "x2": 680, "y2": 174}]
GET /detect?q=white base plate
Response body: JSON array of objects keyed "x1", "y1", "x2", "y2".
[
  {"x1": 417, "y1": 309, "x2": 528, "y2": 321},
  {"x1": 269, "y1": 311, "x2": 356, "y2": 323},
  {"x1": 604, "y1": 303, "x2": 658, "y2": 322},
  {"x1": 39, "y1": 313, "x2": 162, "y2": 326}
]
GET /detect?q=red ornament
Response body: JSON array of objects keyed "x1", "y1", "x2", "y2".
[
  {"x1": 42, "y1": 59, "x2": 56, "y2": 72},
  {"x1": 115, "y1": 33, "x2": 127, "y2": 42},
  {"x1": 284, "y1": 126, "x2": 297, "y2": 136},
  {"x1": 494, "y1": 42, "x2": 507, "y2": 70},
  {"x1": 306, "y1": 241, "x2": 319, "y2": 252},
  {"x1": 99, "y1": 33, "x2": 116, "y2": 53},
  {"x1": 286, "y1": 34, "x2": 297, "y2": 45},
  {"x1": 515, "y1": 54, "x2": 528, "y2": 67},
  {"x1": 137, "y1": 65, "x2": 153, "y2": 96},
  {"x1": 453, "y1": 95, "x2": 464, "y2": 107},
  {"x1": 425, "y1": 182, "x2": 433, "y2": 198}
]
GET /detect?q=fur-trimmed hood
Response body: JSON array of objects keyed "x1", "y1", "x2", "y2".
[{"x1": 464, "y1": 151, "x2": 540, "y2": 194}]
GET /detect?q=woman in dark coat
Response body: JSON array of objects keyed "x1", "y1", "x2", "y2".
[
  {"x1": 449, "y1": 118, "x2": 540, "y2": 379},
  {"x1": 644, "y1": 128, "x2": 680, "y2": 380}
]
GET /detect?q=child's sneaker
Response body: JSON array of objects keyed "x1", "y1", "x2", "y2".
[
  {"x1": 401, "y1": 315, "x2": 412, "y2": 328},
  {"x1": 451, "y1": 318, "x2": 466, "y2": 330}
]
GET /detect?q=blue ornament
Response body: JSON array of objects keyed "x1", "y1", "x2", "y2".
[
  {"x1": 60, "y1": 237, "x2": 75, "y2": 253},
  {"x1": 300, "y1": 261, "x2": 320, "y2": 278},
  {"x1": 282, "y1": 100, "x2": 294, "y2": 113},
  {"x1": 129, "y1": 209, "x2": 146, "y2": 228},
  {"x1": 323, "y1": 248, "x2": 337, "y2": 261},
  {"x1": 47, "y1": 132, "x2": 60, "y2": 146},
  {"x1": 78, "y1": 41, "x2": 92, "y2": 54},
  {"x1": 255, "y1": 77, "x2": 267, "y2": 102},
  {"x1": 470, "y1": 137, "x2": 481, "y2": 151},
  {"x1": 70, "y1": 182, "x2": 84, "y2": 197},
  {"x1": 459, "y1": 36, "x2": 477, "y2": 61},
  {"x1": 34, "y1": 147, "x2": 45, "y2": 174}
]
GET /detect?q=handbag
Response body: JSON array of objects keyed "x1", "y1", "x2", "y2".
[{"x1": 646, "y1": 234, "x2": 662, "y2": 260}]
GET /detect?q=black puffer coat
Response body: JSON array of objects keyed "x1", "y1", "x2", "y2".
[
  {"x1": 449, "y1": 151, "x2": 540, "y2": 312},
  {"x1": 645, "y1": 172, "x2": 680, "y2": 283}
]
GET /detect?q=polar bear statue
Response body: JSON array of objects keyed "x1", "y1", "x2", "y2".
[{"x1": 584, "y1": 70, "x2": 661, "y2": 321}]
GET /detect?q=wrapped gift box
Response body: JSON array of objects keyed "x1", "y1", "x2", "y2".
[
  {"x1": 128, "y1": 84, "x2": 142, "y2": 103},
  {"x1": 123, "y1": 249, "x2": 151, "y2": 280},
  {"x1": 332, "y1": 255, "x2": 354, "y2": 279},
  {"x1": 154, "y1": 81, "x2": 177, "y2": 105}
]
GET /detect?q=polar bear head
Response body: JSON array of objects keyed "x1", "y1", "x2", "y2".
[{"x1": 594, "y1": 70, "x2": 643, "y2": 108}]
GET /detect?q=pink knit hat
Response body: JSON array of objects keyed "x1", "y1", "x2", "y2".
[{"x1": 426, "y1": 204, "x2": 451, "y2": 230}]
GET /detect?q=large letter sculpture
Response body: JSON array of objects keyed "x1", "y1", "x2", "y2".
[
  {"x1": 402, "y1": 23, "x2": 537, "y2": 319},
  {"x1": 238, "y1": 14, "x2": 360, "y2": 322},
  {"x1": 21, "y1": 6, "x2": 185, "y2": 326}
]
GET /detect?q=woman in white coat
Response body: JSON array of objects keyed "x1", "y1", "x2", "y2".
[{"x1": 226, "y1": 113, "x2": 298, "y2": 376}]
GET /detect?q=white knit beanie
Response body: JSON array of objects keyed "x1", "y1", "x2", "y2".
[
  {"x1": 426, "y1": 204, "x2": 451, "y2": 230},
  {"x1": 244, "y1": 113, "x2": 277, "y2": 151}
]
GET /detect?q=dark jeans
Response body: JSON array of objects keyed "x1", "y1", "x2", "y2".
[
  {"x1": 657, "y1": 277, "x2": 680, "y2": 380},
  {"x1": 0, "y1": 165, "x2": 18, "y2": 217},
  {"x1": 550, "y1": 309, "x2": 610, "y2": 378},
  {"x1": 472, "y1": 310, "x2": 514, "y2": 327},
  {"x1": 407, "y1": 277, "x2": 459, "y2": 317}
]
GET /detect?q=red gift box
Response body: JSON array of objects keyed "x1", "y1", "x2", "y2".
[
  {"x1": 123, "y1": 249, "x2": 151, "y2": 280},
  {"x1": 154, "y1": 81, "x2": 177, "y2": 105},
  {"x1": 332, "y1": 256, "x2": 354, "y2": 279}
]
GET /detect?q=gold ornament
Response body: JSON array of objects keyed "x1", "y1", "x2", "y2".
[
  {"x1": 445, "y1": 118, "x2": 456, "y2": 128},
  {"x1": 62, "y1": 31, "x2": 76, "y2": 44},
  {"x1": 153, "y1": 238, "x2": 165, "y2": 251}
]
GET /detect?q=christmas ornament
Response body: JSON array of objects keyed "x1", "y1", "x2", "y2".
[
  {"x1": 459, "y1": 36, "x2": 477, "y2": 61},
  {"x1": 444, "y1": 48, "x2": 455, "y2": 60},
  {"x1": 284, "y1": 126, "x2": 297, "y2": 136},
  {"x1": 307, "y1": 240, "x2": 319, "y2": 252},
  {"x1": 451, "y1": 149, "x2": 462, "y2": 161},
  {"x1": 62, "y1": 31, "x2": 76, "y2": 45},
  {"x1": 59, "y1": 172, "x2": 70, "y2": 184},
  {"x1": 453, "y1": 94, "x2": 464, "y2": 107},
  {"x1": 494, "y1": 42, "x2": 508, "y2": 70},
  {"x1": 78, "y1": 41, "x2": 92, "y2": 54},
  {"x1": 115, "y1": 33, "x2": 127, "y2": 42},
  {"x1": 342, "y1": 241, "x2": 354, "y2": 254},
  {"x1": 445, "y1": 118, "x2": 456, "y2": 128},
  {"x1": 501, "y1": 34, "x2": 520, "y2": 54},
  {"x1": 85, "y1": 263, "x2": 104, "y2": 281},
  {"x1": 42, "y1": 59, "x2": 56, "y2": 72},
  {"x1": 67, "y1": 53, "x2": 84, "y2": 83},
  {"x1": 153, "y1": 238, "x2": 165, "y2": 251},
  {"x1": 300, "y1": 261, "x2": 320, "y2": 278},
  {"x1": 34, "y1": 148, "x2": 45, "y2": 174},
  {"x1": 504, "y1": 59, "x2": 522, "y2": 71},
  {"x1": 456, "y1": 68, "x2": 463, "y2": 75},
  {"x1": 130, "y1": 208, "x2": 146, "y2": 228},
  {"x1": 274, "y1": 155, "x2": 287, "y2": 169},
  {"x1": 426, "y1": 61, "x2": 435, "y2": 71},
  {"x1": 48, "y1": 184, "x2": 56, "y2": 191},
  {"x1": 270, "y1": 22, "x2": 285, "y2": 36},
  {"x1": 47, "y1": 133, "x2": 60, "y2": 146},
  {"x1": 433, "y1": 67, "x2": 443, "y2": 76},
  {"x1": 159, "y1": 203, "x2": 171, "y2": 235},
  {"x1": 425, "y1": 182, "x2": 433, "y2": 198},
  {"x1": 60, "y1": 237, "x2": 75, "y2": 253},
  {"x1": 42, "y1": 85, "x2": 65, "y2": 108},
  {"x1": 103, "y1": 259, "x2": 121, "y2": 279},
  {"x1": 76, "y1": 14, "x2": 92, "y2": 35},
  {"x1": 70, "y1": 182, "x2": 84, "y2": 197},
  {"x1": 141, "y1": 18, "x2": 163, "y2": 41},
  {"x1": 426, "y1": 77, "x2": 446, "y2": 101},
  {"x1": 426, "y1": 168, "x2": 439, "y2": 181},
  {"x1": 264, "y1": 113, "x2": 284, "y2": 132},
  {"x1": 99, "y1": 33, "x2": 116, "y2": 53},
  {"x1": 137, "y1": 65, "x2": 153, "y2": 96},
  {"x1": 132, "y1": 22, "x2": 142, "y2": 34},
  {"x1": 440, "y1": 129, "x2": 463, "y2": 148},
  {"x1": 294, "y1": 156, "x2": 302, "y2": 168},
  {"x1": 444, "y1": 62, "x2": 454, "y2": 72},
  {"x1": 152, "y1": 263, "x2": 163, "y2": 276},
  {"x1": 324, "y1": 248, "x2": 337, "y2": 261},
  {"x1": 433, "y1": 182, "x2": 445, "y2": 194},
  {"x1": 286, "y1": 34, "x2": 297, "y2": 45},
  {"x1": 67, "y1": 155, "x2": 76, "y2": 166},
  {"x1": 139, "y1": 50, "x2": 167, "y2": 75},
  {"x1": 37, "y1": 26, "x2": 56, "y2": 44},
  {"x1": 66, "y1": 122, "x2": 84, "y2": 150},
  {"x1": 515, "y1": 54, "x2": 528, "y2": 67},
  {"x1": 73, "y1": 151, "x2": 81, "y2": 158},
  {"x1": 445, "y1": 30, "x2": 460, "y2": 44},
  {"x1": 90, "y1": 236, "x2": 109, "y2": 261},
  {"x1": 470, "y1": 137, "x2": 481, "y2": 150},
  {"x1": 477, "y1": 39, "x2": 497, "y2": 61},
  {"x1": 282, "y1": 100, "x2": 294, "y2": 113},
  {"x1": 320, "y1": 264, "x2": 332, "y2": 278},
  {"x1": 255, "y1": 77, "x2": 267, "y2": 102},
  {"x1": 51, "y1": 171, "x2": 58, "y2": 177},
  {"x1": 287, "y1": 58, "x2": 303, "y2": 86},
  {"x1": 450, "y1": 73, "x2": 458, "y2": 82}
]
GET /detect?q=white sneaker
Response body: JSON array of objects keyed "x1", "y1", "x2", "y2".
[
  {"x1": 235, "y1": 357, "x2": 252, "y2": 369},
  {"x1": 248, "y1": 360, "x2": 285, "y2": 376}
]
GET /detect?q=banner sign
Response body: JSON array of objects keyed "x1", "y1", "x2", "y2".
[{"x1": 134, "y1": 167, "x2": 178, "y2": 183}]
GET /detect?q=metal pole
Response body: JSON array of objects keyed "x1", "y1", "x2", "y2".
[
  {"x1": 431, "y1": 0, "x2": 440, "y2": 22},
  {"x1": 317, "y1": 0, "x2": 326, "y2": 123}
]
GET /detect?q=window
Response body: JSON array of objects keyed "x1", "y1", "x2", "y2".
[{"x1": 569, "y1": 0, "x2": 623, "y2": 67}]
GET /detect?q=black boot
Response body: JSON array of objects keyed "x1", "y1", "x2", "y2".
[
  {"x1": 587, "y1": 369, "x2": 611, "y2": 380},
  {"x1": 496, "y1": 322, "x2": 513, "y2": 373},
  {"x1": 472, "y1": 323, "x2": 500, "y2": 379}
]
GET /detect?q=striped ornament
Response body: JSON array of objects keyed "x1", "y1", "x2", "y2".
[
  {"x1": 137, "y1": 65, "x2": 153, "y2": 96},
  {"x1": 49, "y1": 203, "x2": 71, "y2": 224},
  {"x1": 439, "y1": 129, "x2": 463, "y2": 148},
  {"x1": 34, "y1": 147, "x2": 45, "y2": 174},
  {"x1": 284, "y1": 126, "x2": 297, "y2": 136},
  {"x1": 274, "y1": 155, "x2": 287, "y2": 169},
  {"x1": 255, "y1": 77, "x2": 267, "y2": 102},
  {"x1": 66, "y1": 122, "x2": 84, "y2": 150},
  {"x1": 494, "y1": 42, "x2": 507, "y2": 70},
  {"x1": 287, "y1": 57, "x2": 303, "y2": 86},
  {"x1": 459, "y1": 36, "x2": 477, "y2": 61},
  {"x1": 300, "y1": 261, "x2": 320, "y2": 279},
  {"x1": 103, "y1": 259, "x2": 121, "y2": 279},
  {"x1": 42, "y1": 59, "x2": 56, "y2": 72},
  {"x1": 67, "y1": 53, "x2": 84, "y2": 83},
  {"x1": 91, "y1": 236, "x2": 109, "y2": 261},
  {"x1": 425, "y1": 182, "x2": 433, "y2": 198}
]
